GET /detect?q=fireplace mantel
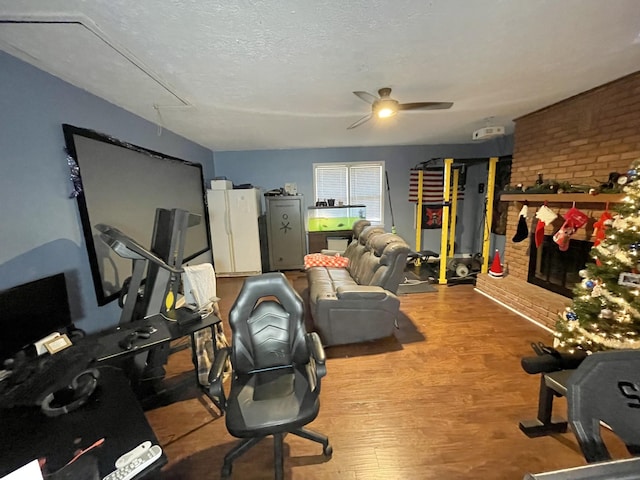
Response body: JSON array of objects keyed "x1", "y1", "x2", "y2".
[{"x1": 500, "y1": 192, "x2": 624, "y2": 205}]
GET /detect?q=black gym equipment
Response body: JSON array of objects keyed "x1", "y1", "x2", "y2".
[
  {"x1": 97, "y1": 207, "x2": 201, "y2": 390},
  {"x1": 520, "y1": 348, "x2": 640, "y2": 464}
]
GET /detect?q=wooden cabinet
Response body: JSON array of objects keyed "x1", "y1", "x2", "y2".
[{"x1": 307, "y1": 231, "x2": 352, "y2": 253}]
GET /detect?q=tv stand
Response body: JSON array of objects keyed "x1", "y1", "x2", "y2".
[{"x1": 308, "y1": 230, "x2": 352, "y2": 253}]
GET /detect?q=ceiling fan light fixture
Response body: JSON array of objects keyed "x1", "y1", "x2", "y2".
[
  {"x1": 377, "y1": 107, "x2": 396, "y2": 118},
  {"x1": 348, "y1": 87, "x2": 453, "y2": 130},
  {"x1": 374, "y1": 99, "x2": 398, "y2": 119}
]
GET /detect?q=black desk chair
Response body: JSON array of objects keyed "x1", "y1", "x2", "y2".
[
  {"x1": 567, "y1": 349, "x2": 640, "y2": 462},
  {"x1": 208, "y1": 272, "x2": 332, "y2": 479}
]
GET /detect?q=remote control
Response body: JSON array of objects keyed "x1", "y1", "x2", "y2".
[
  {"x1": 103, "y1": 444, "x2": 162, "y2": 480},
  {"x1": 115, "y1": 441, "x2": 152, "y2": 469}
]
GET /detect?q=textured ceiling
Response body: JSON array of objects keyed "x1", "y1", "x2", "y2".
[{"x1": 1, "y1": 0, "x2": 639, "y2": 151}]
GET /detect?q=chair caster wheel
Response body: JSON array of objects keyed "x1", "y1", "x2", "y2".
[
  {"x1": 323, "y1": 444, "x2": 333, "y2": 457},
  {"x1": 221, "y1": 464, "x2": 232, "y2": 479}
]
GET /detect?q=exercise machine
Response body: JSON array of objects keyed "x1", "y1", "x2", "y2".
[
  {"x1": 96, "y1": 208, "x2": 202, "y2": 386},
  {"x1": 411, "y1": 157, "x2": 499, "y2": 284},
  {"x1": 96, "y1": 208, "x2": 201, "y2": 324}
]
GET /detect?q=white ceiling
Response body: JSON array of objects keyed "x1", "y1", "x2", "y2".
[{"x1": 1, "y1": 1, "x2": 639, "y2": 151}]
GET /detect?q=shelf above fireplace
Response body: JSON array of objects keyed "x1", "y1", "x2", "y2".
[{"x1": 500, "y1": 192, "x2": 624, "y2": 204}]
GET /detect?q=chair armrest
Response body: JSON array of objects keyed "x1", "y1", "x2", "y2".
[
  {"x1": 336, "y1": 285, "x2": 388, "y2": 300},
  {"x1": 306, "y1": 332, "x2": 326, "y2": 364},
  {"x1": 207, "y1": 347, "x2": 230, "y2": 405},
  {"x1": 305, "y1": 332, "x2": 327, "y2": 389}
]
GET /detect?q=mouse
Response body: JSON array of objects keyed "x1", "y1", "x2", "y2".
[
  {"x1": 118, "y1": 338, "x2": 133, "y2": 350},
  {"x1": 118, "y1": 333, "x2": 136, "y2": 350},
  {"x1": 136, "y1": 325, "x2": 156, "y2": 334}
]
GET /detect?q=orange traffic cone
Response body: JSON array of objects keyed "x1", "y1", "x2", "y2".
[{"x1": 488, "y1": 250, "x2": 503, "y2": 278}]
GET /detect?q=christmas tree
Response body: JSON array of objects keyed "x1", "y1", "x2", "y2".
[{"x1": 556, "y1": 159, "x2": 640, "y2": 353}]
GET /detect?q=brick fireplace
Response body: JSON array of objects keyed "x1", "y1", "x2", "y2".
[{"x1": 476, "y1": 70, "x2": 640, "y2": 331}]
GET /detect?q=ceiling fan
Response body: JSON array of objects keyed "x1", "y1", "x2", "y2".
[{"x1": 347, "y1": 87, "x2": 453, "y2": 130}]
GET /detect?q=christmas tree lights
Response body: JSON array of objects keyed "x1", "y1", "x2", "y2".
[{"x1": 555, "y1": 159, "x2": 640, "y2": 353}]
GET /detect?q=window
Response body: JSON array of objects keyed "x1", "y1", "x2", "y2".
[{"x1": 313, "y1": 162, "x2": 384, "y2": 223}]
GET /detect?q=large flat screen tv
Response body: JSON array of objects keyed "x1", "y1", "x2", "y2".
[{"x1": 63, "y1": 124, "x2": 211, "y2": 305}]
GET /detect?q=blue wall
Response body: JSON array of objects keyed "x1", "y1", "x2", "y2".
[
  {"x1": 0, "y1": 52, "x2": 214, "y2": 333},
  {"x1": 212, "y1": 141, "x2": 512, "y2": 254},
  {"x1": 0, "y1": 49, "x2": 512, "y2": 337}
]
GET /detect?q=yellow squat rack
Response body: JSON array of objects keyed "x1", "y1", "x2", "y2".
[{"x1": 414, "y1": 157, "x2": 499, "y2": 284}]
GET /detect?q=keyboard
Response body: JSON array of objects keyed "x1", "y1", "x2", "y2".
[{"x1": 0, "y1": 341, "x2": 98, "y2": 408}]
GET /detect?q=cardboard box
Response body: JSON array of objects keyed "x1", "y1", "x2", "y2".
[{"x1": 211, "y1": 180, "x2": 232, "y2": 190}]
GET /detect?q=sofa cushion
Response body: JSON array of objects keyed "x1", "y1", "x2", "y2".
[
  {"x1": 340, "y1": 220, "x2": 371, "y2": 259},
  {"x1": 356, "y1": 233, "x2": 411, "y2": 291},
  {"x1": 346, "y1": 227, "x2": 381, "y2": 283},
  {"x1": 346, "y1": 226, "x2": 385, "y2": 280},
  {"x1": 351, "y1": 219, "x2": 371, "y2": 239}
]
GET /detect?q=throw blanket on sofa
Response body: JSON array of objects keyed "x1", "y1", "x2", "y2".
[{"x1": 304, "y1": 253, "x2": 349, "y2": 269}]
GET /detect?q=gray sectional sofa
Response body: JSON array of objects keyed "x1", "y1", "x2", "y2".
[{"x1": 305, "y1": 221, "x2": 411, "y2": 346}]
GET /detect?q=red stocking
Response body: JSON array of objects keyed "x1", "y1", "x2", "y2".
[
  {"x1": 535, "y1": 220, "x2": 546, "y2": 248},
  {"x1": 553, "y1": 220, "x2": 576, "y2": 251},
  {"x1": 535, "y1": 206, "x2": 558, "y2": 248}
]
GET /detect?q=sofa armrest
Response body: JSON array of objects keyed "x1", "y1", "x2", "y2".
[{"x1": 336, "y1": 285, "x2": 389, "y2": 300}]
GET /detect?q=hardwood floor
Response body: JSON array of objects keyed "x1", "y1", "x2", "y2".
[{"x1": 144, "y1": 273, "x2": 627, "y2": 479}]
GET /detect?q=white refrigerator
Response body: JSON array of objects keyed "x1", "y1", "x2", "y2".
[{"x1": 207, "y1": 188, "x2": 262, "y2": 276}]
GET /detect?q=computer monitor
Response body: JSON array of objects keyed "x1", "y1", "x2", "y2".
[{"x1": 0, "y1": 273, "x2": 73, "y2": 363}]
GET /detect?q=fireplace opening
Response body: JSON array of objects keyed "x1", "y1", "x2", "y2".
[{"x1": 528, "y1": 235, "x2": 594, "y2": 298}]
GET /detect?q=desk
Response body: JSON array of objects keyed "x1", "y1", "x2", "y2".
[
  {"x1": 93, "y1": 313, "x2": 221, "y2": 363},
  {"x1": 94, "y1": 316, "x2": 172, "y2": 362},
  {"x1": 93, "y1": 312, "x2": 223, "y2": 411},
  {"x1": 0, "y1": 366, "x2": 166, "y2": 479}
]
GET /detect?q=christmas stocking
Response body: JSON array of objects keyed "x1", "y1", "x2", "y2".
[
  {"x1": 512, "y1": 205, "x2": 529, "y2": 242},
  {"x1": 553, "y1": 206, "x2": 588, "y2": 252},
  {"x1": 535, "y1": 205, "x2": 558, "y2": 248},
  {"x1": 563, "y1": 205, "x2": 589, "y2": 230},
  {"x1": 553, "y1": 220, "x2": 575, "y2": 251},
  {"x1": 593, "y1": 210, "x2": 613, "y2": 246}
]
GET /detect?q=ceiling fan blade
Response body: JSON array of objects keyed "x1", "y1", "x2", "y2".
[
  {"x1": 398, "y1": 102, "x2": 453, "y2": 111},
  {"x1": 353, "y1": 91, "x2": 379, "y2": 104},
  {"x1": 347, "y1": 113, "x2": 373, "y2": 130}
]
